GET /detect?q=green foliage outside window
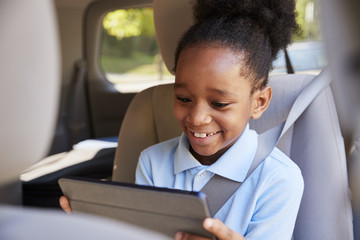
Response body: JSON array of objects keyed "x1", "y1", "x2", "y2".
[
  {"x1": 100, "y1": 8, "x2": 160, "y2": 75},
  {"x1": 293, "y1": 0, "x2": 322, "y2": 41},
  {"x1": 103, "y1": 8, "x2": 155, "y2": 39}
]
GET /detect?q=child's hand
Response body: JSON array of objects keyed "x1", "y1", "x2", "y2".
[
  {"x1": 59, "y1": 195, "x2": 72, "y2": 214},
  {"x1": 175, "y1": 218, "x2": 246, "y2": 240}
]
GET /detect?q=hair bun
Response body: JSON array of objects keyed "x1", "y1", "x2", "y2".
[
  {"x1": 193, "y1": 0, "x2": 298, "y2": 57},
  {"x1": 193, "y1": 0, "x2": 274, "y2": 23}
]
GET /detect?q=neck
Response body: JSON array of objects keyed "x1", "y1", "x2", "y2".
[{"x1": 190, "y1": 146, "x2": 228, "y2": 166}]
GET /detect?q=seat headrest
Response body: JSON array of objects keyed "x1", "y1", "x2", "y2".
[
  {"x1": 0, "y1": 0, "x2": 60, "y2": 186},
  {"x1": 153, "y1": 0, "x2": 194, "y2": 74}
]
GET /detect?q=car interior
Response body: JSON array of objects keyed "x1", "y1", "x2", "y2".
[{"x1": 1, "y1": 0, "x2": 360, "y2": 239}]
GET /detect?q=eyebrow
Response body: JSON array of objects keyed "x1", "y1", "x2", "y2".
[
  {"x1": 174, "y1": 83, "x2": 236, "y2": 97},
  {"x1": 174, "y1": 83, "x2": 186, "y2": 89},
  {"x1": 208, "y1": 88, "x2": 236, "y2": 97}
]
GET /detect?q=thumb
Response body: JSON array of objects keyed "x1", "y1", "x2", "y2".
[
  {"x1": 59, "y1": 196, "x2": 72, "y2": 214},
  {"x1": 203, "y1": 218, "x2": 245, "y2": 240}
]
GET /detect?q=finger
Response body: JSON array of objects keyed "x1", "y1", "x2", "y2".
[
  {"x1": 174, "y1": 232, "x2": 211, "y2": 240},
  {"x1": 59, "y1": 195, "x2": 72, "y2": 214},
  {"x1": 203, "y1": 218, "x2": 245, "y2": 240}
]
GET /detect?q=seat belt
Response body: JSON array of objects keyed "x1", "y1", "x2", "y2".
[
  {"x1": 284, "y1": 49, "x2": 295, "y2": 74},
  {"x1": 201, "y1": 69, "x2": 331, "y2": 217},
  {"x1": 67, "y1": 59, "x2": 91, "y2": 146}
]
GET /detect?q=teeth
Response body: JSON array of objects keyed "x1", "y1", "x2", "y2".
[
  {"x1": 194, "y1": 132, "x2": 207, "y2": 138},
  {"x1": 193, "y1": 132, "x2": 217, "y2": 138}
]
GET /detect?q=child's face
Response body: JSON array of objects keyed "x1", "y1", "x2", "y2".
[{"x1": 174, "y1": 46, "x2": 266, "y2": 163}]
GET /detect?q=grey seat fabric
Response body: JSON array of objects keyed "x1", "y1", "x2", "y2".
[{"x1": 112, "y1": 73, "x2": 353, "y2": 239}]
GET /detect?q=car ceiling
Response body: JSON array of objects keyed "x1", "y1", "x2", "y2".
[{"x1": 54, "y1": 0, "x2": 96, "y2": 8}]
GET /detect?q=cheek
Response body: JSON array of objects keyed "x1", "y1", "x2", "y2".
[
  {"x1": 173, "y1": 104, "x2": 186, "y2": 123},
  {"x1": 218, "y1": 107, "x2": 252, "y2": 132}
]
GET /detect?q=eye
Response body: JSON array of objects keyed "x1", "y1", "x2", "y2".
[
  {"x1": 176, "y1": 96, "x2": 191, "y2": 103},
  {"x1": 211, "y1": 102, "x2": 230, "y2": 108}
]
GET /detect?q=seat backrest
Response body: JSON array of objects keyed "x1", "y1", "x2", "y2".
[{"x1": 112, "y1": 73, "x2": 353, "y2": 240}]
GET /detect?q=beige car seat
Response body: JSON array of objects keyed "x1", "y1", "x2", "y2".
[{"x1": 112, "y1": 0, "x2": 353, "y2": 239}]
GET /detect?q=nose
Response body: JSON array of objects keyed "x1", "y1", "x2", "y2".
[{"x1": 186, "y1": 103, "x2": 212, "y2": 126}]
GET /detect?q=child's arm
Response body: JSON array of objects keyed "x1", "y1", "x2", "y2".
[{"x1": 175, "y1": 218, "x2": 246, "y2": 240}]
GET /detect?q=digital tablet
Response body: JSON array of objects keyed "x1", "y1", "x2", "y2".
[{"x1": 58, "y1": 177, "x2": 214, "y2": 239}]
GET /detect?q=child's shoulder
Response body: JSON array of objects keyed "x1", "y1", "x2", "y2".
[
  {"x1": 250, "y1": 148, "x2": 304, "y2": 196},
  {"x1": 265, "y1": 147, "x2": 303, "y2": 178}
]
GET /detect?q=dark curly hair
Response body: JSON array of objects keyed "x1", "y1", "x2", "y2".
[{"x1": 174, "y1": 0, "x2": 298, "y2": 91}]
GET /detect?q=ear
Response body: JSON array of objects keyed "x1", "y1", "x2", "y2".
[{"x1": 251, "y1": 86, "x2": 272, "y2": 120}]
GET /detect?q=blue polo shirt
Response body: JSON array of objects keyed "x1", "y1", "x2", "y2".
[{"x1": 136, "y1": 125, "x2": 304, "y2": 240}]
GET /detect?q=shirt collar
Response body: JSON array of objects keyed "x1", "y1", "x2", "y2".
[
  {"x1": 174, "y1": 133, "x2": 202, "y2": 174},
  {"x1": 174, "y1": 124, "x2": 258, "y2": 182}
]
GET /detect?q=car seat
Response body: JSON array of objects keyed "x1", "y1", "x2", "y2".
[
  {"x1": 112, "y1": 0, "x2": 353, "y2": 239},
  {"x1": 0, "y1": 1, "x2": 167, "y2": 240}
]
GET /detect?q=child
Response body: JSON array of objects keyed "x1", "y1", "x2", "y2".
[
  {"x1": 60, "y1": 0, "x2": 303, "y2": 239},
  {"x1": 135, "y1": 0, "x2": 303, "y2": 240}
]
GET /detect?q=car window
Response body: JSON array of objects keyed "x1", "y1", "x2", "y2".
[
  {"x1": 100, "y1": 1, "x2": 326, "y2": 94},
  {"x1": 271, "y1": 41, "x2": 327, "y2": 74},
  {"x1": 100, "y1": 7, "x2": 174, "y2": 93},
  {"x1": 271, "y1": 0, "x2": 327, "y2": 75}
]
